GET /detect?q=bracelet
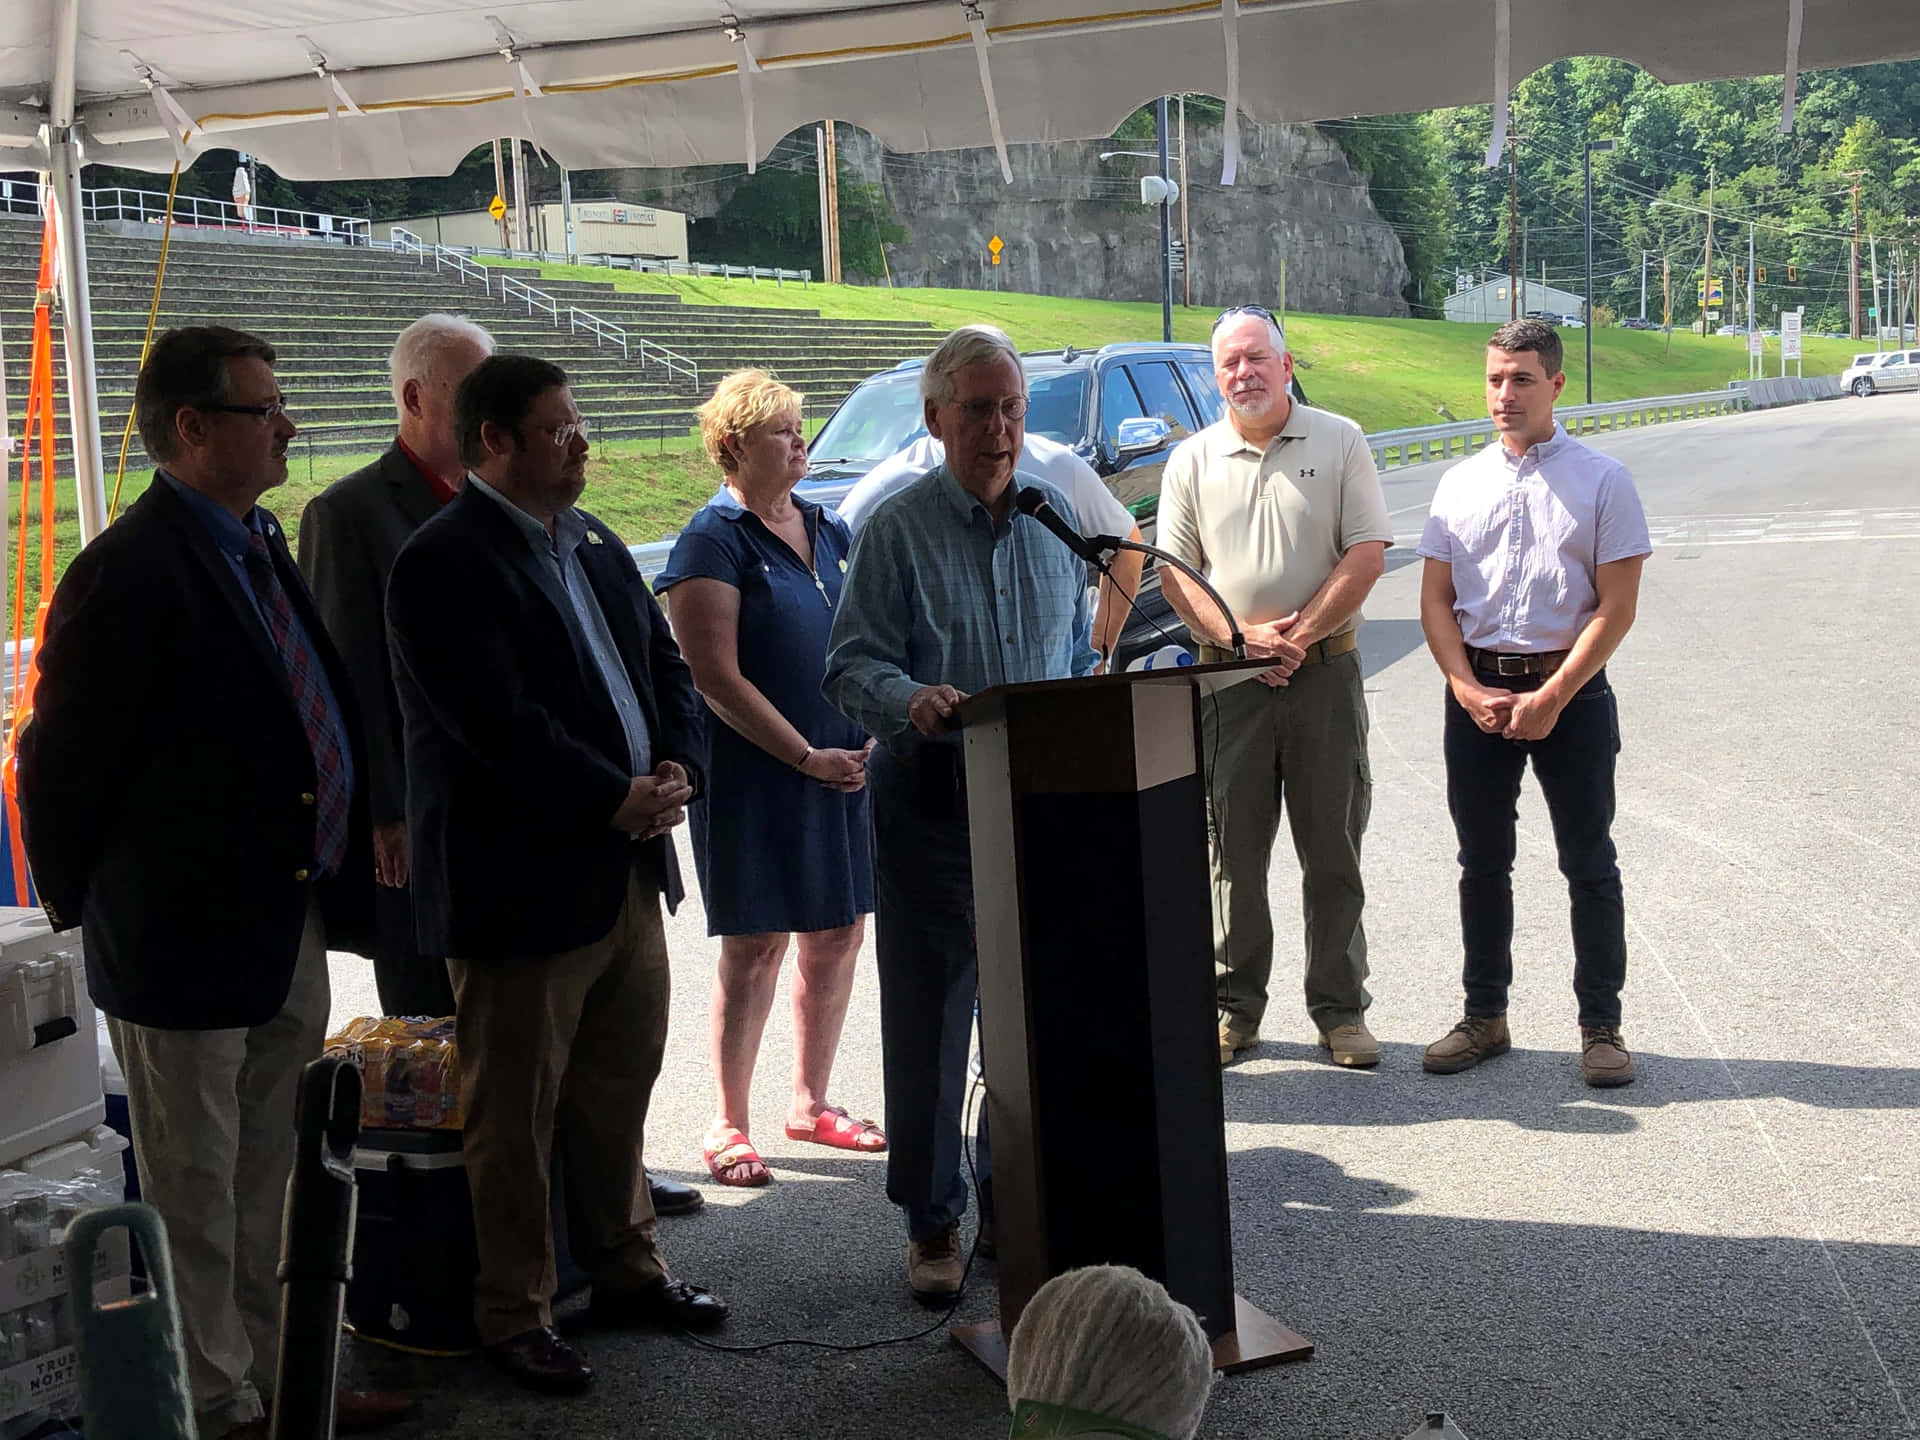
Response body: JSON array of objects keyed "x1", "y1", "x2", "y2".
[{"x1": 794, "y1": 745, "x2": 814, "y2": 771}]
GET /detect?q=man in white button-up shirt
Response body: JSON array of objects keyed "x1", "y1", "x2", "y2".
[{"x1": 1416, "y1": 318, "x2": 1651, "y2": 1088}]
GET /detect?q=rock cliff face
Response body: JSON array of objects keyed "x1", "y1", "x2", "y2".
[{"x1": 596, "y1": 117, "x2": 1409, "y2": 316}]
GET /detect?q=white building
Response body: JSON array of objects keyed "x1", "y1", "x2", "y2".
[
  {"x1": 375, "y1": 198, "x2": 688, "y2": 261},
  {"x1": 1444, "y1": 275, "x2": 1588, "y2": 325}
]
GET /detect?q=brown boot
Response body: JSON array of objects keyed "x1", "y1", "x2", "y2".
[
  {"x1": 908, "y1": 1223, "x2": 964, "y2": 1308},
  {"x1": 1422, "y1": 1014, "x2": 1510, "y2": 1074},
  {"x1": 1580, "y1": 1025, "x2": 1635, "y2": 1087},
  {"x1": 1218, "y1": 1023, "x2": 1260, "y2": 1066}
]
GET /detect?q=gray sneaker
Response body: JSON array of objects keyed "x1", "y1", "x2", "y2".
[{"x1": 1423, "y1": 1014, "x2": 1511, "y2": 1074}]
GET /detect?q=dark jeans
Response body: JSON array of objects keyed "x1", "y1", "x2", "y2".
[
  {"x1": 1442, "y1": 667, "x2": 1626, "y2": 1028},
  {"x1": 868, "y1": 745, "x2": 992, "y2": 1243}
]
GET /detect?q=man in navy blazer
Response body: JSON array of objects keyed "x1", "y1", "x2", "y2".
[
  {"x1": 386, "y1": 354, "x2": 724, "y2": 1395},
  {"x1": 17, "y1": 327, "x2": 406, "y2": 1437}
]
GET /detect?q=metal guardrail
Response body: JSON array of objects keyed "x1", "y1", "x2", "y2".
[
  {"x1": 1365, "y1": 389, "x2": 1749, "y2": 471},
  {"x1": 390, "y1": 226, "x2": 492, "y2": 290},
  {"x1": 1, "y1": 180, "x2": 372, "y2": 243},
  {"x1": 367, "y1": 237, "x2": 810, "y2": 285}
]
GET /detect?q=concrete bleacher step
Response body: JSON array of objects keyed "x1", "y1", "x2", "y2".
[{"x1": 1, "y1": 216, "x2": 940, "y2": 481}]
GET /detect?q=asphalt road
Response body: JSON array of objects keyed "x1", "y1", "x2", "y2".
[{"x1": 327, "y1": 392, "x2": 1920, "y2": 1439}]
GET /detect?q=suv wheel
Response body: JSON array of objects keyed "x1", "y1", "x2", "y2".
[{"x1": 1853, "y1": 376, "x2": 1875, "y2": 397}]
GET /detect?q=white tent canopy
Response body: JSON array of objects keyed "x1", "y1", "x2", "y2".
[
  {"x1": 3, "y1": 1, "x2": 1919, "y2": 181},
  {"x1": 1, "y1": 0, "x2": 1918, "y2": 540}
]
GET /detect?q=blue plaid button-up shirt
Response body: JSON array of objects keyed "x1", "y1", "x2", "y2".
[{"x1": 823, "y1": 464, "x2": 1096, "y2": 744}]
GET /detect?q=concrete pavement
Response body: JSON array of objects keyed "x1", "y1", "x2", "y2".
[{"x1": 328, "y1": 394, "x2": 1920, "y2": 1438}]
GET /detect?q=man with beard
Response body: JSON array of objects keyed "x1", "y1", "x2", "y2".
[
  {"x1": 1154, "y1": 306, "x2": 1394, "y2": 1070},
  {"x1": 385, "y1": 355, "x2": 727, "y2": 1394}
]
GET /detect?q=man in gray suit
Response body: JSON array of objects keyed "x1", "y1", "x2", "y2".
[{"x1": 300, "y1": 314, "x2": 494, "y2": 1018}]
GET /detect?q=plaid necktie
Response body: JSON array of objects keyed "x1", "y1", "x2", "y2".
[{"x1": 243, "y1": 530, "x2": 350, "y2": 875}]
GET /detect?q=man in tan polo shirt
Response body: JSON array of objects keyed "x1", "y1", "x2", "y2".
[{"x1": 1156, "y1": 306, "x2": 1393, "y2": 1068}]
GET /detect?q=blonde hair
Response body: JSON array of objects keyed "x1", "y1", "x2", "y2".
[
  {"x1": 698, "y1": 369, "x2": 803, "y2": 472},
  {"x1": 1005, "y1": 1266, "x2": 1215, "y2": 1440}
]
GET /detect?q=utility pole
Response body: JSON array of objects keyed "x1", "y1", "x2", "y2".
[
  {"x1": 1846, "y1": 173, "x2": 1864, "y2": 341},
  {"x1": 510, "y1": 137, "x2": 530, "y2": 255},
  {"x1": 1640, "y1": 248, "x2": 1649, "y2": 320},
  {"x1": 1702, "y1": 163, "x2": 1715, "y2": 334},
  {"x1": 822, "y1": 122, "x2": 843, "y2": 284},
  {"x1": 1156, "y1": 95, "x2": 1173, "y2": 343},
  {"x1": 1521, "y1": 218, "x2": 1529, "y2": 306},
  {"x1": 491, "y1": 140, "x2": 510, "y2": 248},
  {"x1": 1177, "y1": 94, "x2": 1191, "y2": 308},
  {"x1": 1869, "y1": 232, "x2": 1881, "y2": 351},
  {"x1": 1583, "y1": 137, "x2": 1614, "y2": 404},
  {"x1": 1662, "y1": 252, "x2": 1673, "y2": 355},
  {"x1": 1508, "y1": 133, "x2": 1522, "y2": 322},
  {"x1": 560, "y1": 167, "x2": 576, "y2": 258},
  {"x1": 815, "y1": 126, "x2": 832, "y2": 282}
]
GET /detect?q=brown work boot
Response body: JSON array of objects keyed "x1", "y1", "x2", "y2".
[
  {"x1": 1580, "y1": 1025, "x2": 1635, "y2": 1088},
  {"x1": 1219, "y1": 1022, "x2": 1260, "y2": 1066},
  {"x1": 908, "y1": 1223, "x2": 964, "y2": 1308},
  {"x1": 1318, "y1": 1022, "x2": 1382, "y2": 1067},
  {"x1": 1422, "y1": 1014, "x2": 1511, "y2": 1074}
]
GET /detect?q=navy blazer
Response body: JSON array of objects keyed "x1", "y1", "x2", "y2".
[
  {"x1": 17, "y1": 473, "x2": 376, "y2": 1029},
  {"x1": 386, "y1": 482, "x2": 706, "y2": 961}
]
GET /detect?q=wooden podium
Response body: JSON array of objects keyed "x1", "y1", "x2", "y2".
[{"x1": 950, "y1": 659, "x2": 1312, "y2": 1377}]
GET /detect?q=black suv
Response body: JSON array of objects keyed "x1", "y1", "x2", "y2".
[{"x1": 802, "y1": 342, "x2": 1297, "y2": 664}]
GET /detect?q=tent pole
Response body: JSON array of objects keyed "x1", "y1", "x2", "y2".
[{"x1": 50, "y1": 0, "x2": 108, "y2": 543}]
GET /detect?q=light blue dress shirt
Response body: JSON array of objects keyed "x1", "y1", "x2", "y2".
[
  {"x1": 823, "y1": 464, "x2": 1096, "y2": 744},
  {"x1": 468, "y1": 475, "x2": 653, "y2": 776}
]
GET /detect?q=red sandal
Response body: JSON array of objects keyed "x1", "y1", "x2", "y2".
[
  {"x1": 702, "y1": 1128, "x2": 771, "y2": 1186},
  {"x1": 785, "y1": 1105, "x2": 888, "y2": 1153}
]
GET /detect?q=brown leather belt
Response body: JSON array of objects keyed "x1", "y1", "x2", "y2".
[
  {"x1": 1467, "y1": 646, "x2": 1569, "y2": 678},
  {"x1": 1200, "y1": 628, "x2": 1359, "y2": 668}
]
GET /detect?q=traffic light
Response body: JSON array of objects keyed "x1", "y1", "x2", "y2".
[
  {"x1": 1734, "y1": 266, "x2": 1744, "y2": 285},
  {"x1": 1757, "y1": 265, "x2": 1766, "y2": 283},
  {"x1": 1787, "y1": 263, "x2": 1798, "y2": 283}
]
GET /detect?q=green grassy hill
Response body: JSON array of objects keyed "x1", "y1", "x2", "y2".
[
  {"x1": 500, "y1": 260, "x2": 1864, "y2": 433},
  {"x1": 3, "y1": 272, "x2": 1865, "y2": 620}
]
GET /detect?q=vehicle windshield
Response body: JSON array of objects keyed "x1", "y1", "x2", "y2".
[
  {"x1": 808, "y1": 374, "x2": 927, "y2": 463},
  {"x1": 809, "y1": 363, "x2": 1090, "y2": 464}
]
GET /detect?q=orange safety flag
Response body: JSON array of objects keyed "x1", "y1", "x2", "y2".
[{"x1": 2, "y1": 206, "x2": 62, "y2": 905}]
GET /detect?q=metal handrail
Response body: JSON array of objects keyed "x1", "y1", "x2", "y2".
[
  {"x1": 1366, "y1": 389, "x2": 1749, "y2": 470},
  {"x1": 432, "y1": 245, "x2": 491, "y2": 290},
  {"x1": 498, "y1": 273, "x2": 559, "y2": 320},
  {"x1": 568, "y1": 306, "x2": 628, "y2": 358},
  {"x1": 0, "y1": 181, "x2": 372, "y2": 243},
  {"x1": 633, "y1": 337, "x2": 700, "y2": 390}
]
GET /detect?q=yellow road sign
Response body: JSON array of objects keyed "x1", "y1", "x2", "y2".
[
  {"x1": 989, "y1": 234, "x2": 1004, "y2": 264},
  {"x1": 489, "y1": 194, "x2": 507, "y2": 221}
]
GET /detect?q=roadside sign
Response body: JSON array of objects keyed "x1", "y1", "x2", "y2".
[
  {"x1": 1747, "y1": 330, "x2": 1763, "y2": 357},
  {"x1": 989, "y1": 234, "x2": 1004, "y2": 266},
  {"x1": 1782, "y1": 310, "x2": 1803, "y2": 360},
  {"x1": 1698, "y1": 278, "x2": 1724, "y2": 307},
  {"x1": 488, "y1": 194, "x2": 507, "y2": 221}
]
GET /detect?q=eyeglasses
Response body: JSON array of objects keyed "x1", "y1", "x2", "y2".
[
  {"x1": 526, "y1": 418, "x2": 591, "y2": 447},
  {"x1": 206, "y1": 397, "x2": 289, "y2": 422},
  {"x1": 955, "y1": 396, "x2": 1028, "y2": 425},
  {"x1": 1212, "y1": 304, "x2": 1280, "y2": 332}
]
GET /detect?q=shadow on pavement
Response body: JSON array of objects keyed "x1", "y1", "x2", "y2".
[{"x1": 1221, "y1": 1041, "x2": 1920, "y2": 1135}]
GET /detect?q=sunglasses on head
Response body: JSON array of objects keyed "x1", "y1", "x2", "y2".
[{"x1": 1213, "y1": 304, "x2": 1281, "y2": 331}]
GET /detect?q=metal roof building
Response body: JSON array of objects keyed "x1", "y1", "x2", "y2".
[{"x1": 1445, "y1": 276, "x2": 1588, "y2": 325}]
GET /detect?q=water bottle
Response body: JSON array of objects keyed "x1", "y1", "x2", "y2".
[{"x1": 1126, "y1": 643, "x2": 1196, "y2": 672}]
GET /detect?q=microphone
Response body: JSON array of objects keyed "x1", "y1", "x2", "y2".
[{"x1": 1013, "y1": 486, "x2": 1107, "y2": 567}]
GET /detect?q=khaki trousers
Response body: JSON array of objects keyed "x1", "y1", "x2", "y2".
[
  {"x1": 1205, "y1": 649, "x2": 1374, "y2": 1035},
  {"x1": 449, "y1": 864, "x2": 670, "y2": 1346},
  {"x1": 106, "y1": 900, "x2": 332, "y2": 1438}
]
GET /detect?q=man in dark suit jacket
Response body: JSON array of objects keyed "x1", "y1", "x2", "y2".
[
  {"x1": 386, "y1": 354, "x2": 726, "y2": 1396},
  {"x1": 298, "y1": 313, "x2": 494, "y2": 1017},
  {"x1": 17, "y1": 327, "x2": 407, "y2": 1438}
]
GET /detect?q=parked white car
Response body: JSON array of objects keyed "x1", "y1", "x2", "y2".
[{"x1": 1842, "y1": 350, "x2": 1920, "y2": 397}]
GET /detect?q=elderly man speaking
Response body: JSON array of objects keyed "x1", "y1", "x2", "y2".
[{"x1": 825, "y1": 324, "x2": 1096, "y2": 1307}]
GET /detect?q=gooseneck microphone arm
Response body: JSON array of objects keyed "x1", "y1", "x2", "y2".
[
  {"x1": 1088, "y1": 536, "x2": 1245, "y2": 661},
  {"x1": 1013, "y1": 485, "x2": 1246, "y2": 661}
]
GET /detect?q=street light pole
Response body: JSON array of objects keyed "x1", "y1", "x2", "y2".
[
  {"x1": 1584, "y1": 138, "x2": 1614, "y2": 404},
  {"x1": 1157, "y1": 95, "x2": 1173, "y2": 342}
]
